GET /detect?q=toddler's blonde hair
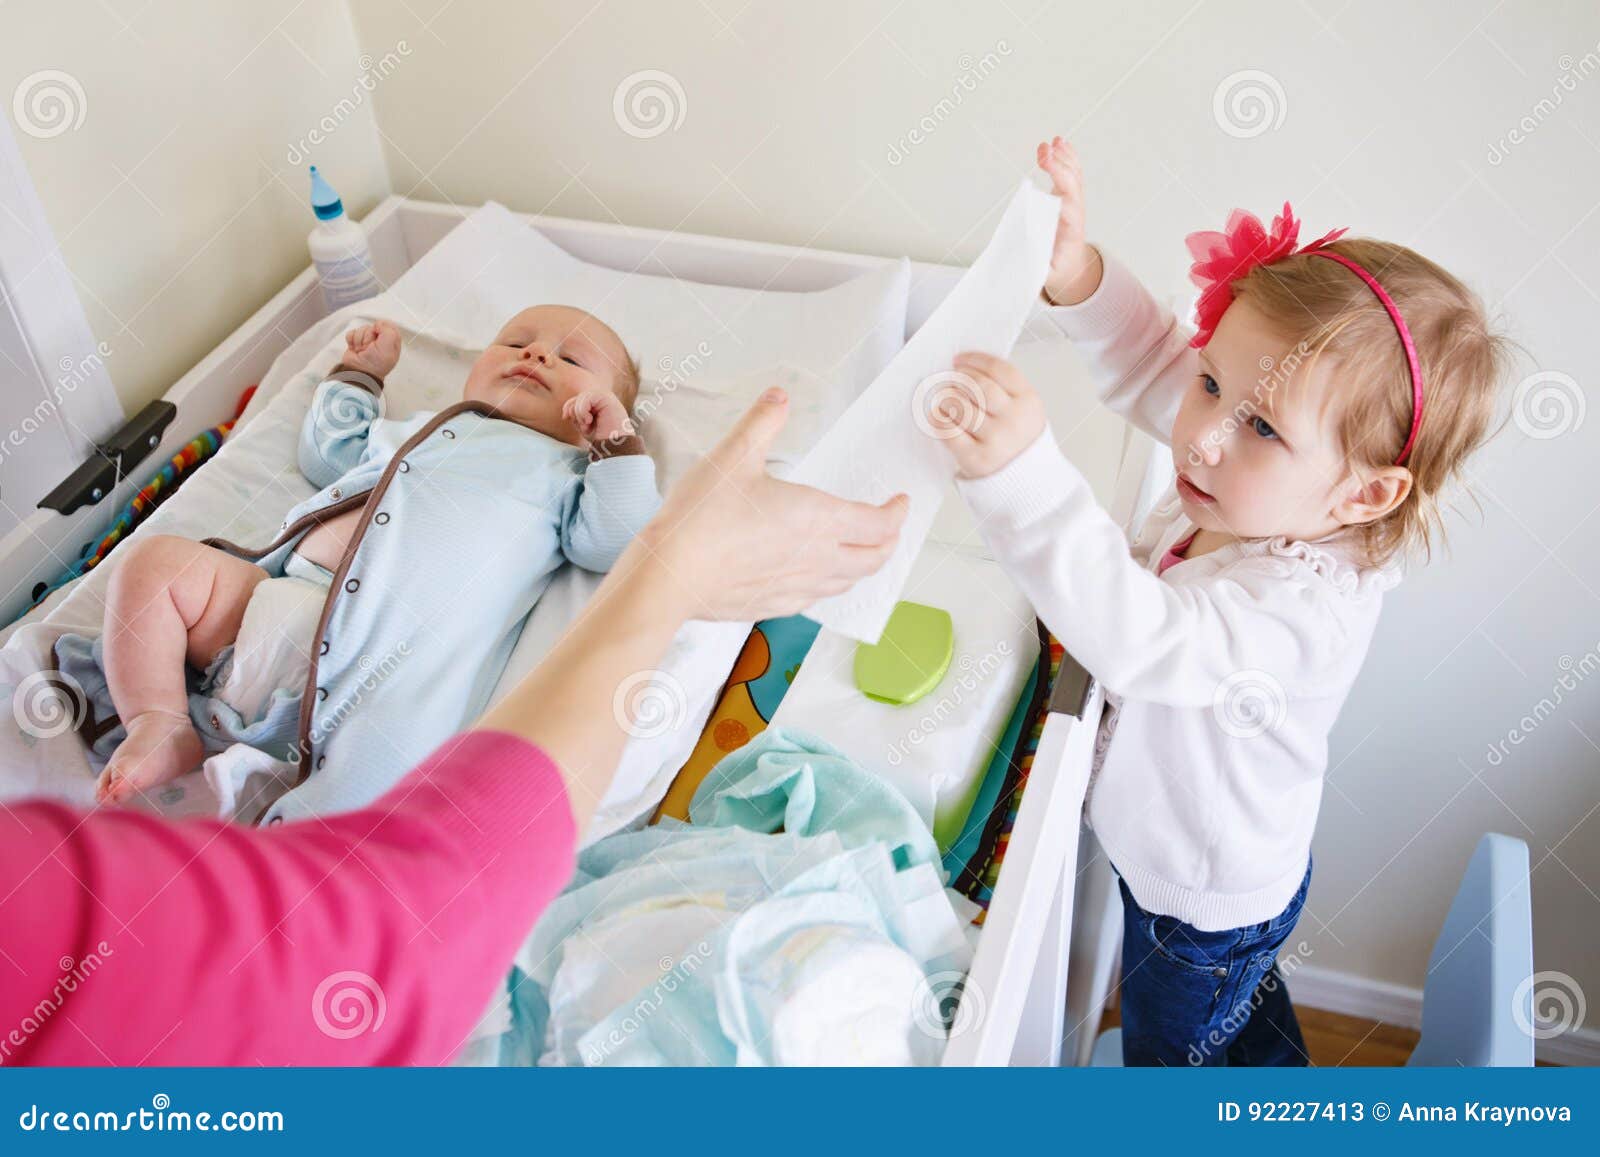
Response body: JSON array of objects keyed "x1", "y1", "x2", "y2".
[{"x1": 1232, "y1": 239, "x2": 1511, "y2": 567}]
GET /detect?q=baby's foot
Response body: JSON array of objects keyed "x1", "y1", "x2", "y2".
[{"x1": 97, "y1": 710, "x2": 204, "y2": 806}]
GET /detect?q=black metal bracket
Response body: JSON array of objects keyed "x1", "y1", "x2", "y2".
[
  {"x1": 38, "y1": 400, "x2": 177, "y2": 516},
  {"x1": 1047, "y1": 645, "x2": 1095, "y2": 719}
]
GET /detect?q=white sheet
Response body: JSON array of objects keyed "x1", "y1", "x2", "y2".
[{"x1": 789, "y1": 181, "x2": 1059, "y2": 644}]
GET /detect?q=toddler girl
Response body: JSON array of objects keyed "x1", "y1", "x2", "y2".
[{"x1": 933, "y1": 137, "x2": 1508, "y2": 1065}]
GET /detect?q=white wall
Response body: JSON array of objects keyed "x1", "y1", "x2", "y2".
[
  {"x1": 346, "y1": 0, "x2": 1599, "y2": 1039},
  {"x1": 1, "y1": 0, "x2": 391, "y2": 414}
]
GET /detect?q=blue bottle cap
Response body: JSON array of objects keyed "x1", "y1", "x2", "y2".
[{"x1": 309, "y1": 165, "x2": 344, "y2": 221}]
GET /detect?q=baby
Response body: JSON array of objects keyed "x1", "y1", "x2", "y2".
[
  {"x1": 933, "y1": 138, "x2": 1508, "y2": 1065},
  {"x1": 91, "y1": 305, "x2": 660, "y2": 811}
]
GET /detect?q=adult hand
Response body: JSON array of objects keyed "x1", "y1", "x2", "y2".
[
  {"x1": 630, "y1": 387, "x2": 909, "y2": 621},
  {"x1": 476, "y1": 387, "x2": 910, "y2": 819}
]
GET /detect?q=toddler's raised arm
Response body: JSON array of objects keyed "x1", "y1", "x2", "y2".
[{"x1": 1038, "y1": 252, "x2": 1198, "y2": 448}]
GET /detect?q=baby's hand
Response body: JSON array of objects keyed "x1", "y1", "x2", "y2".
[
  {"x1": 562, "y1": 390, "x2": 634, "y2": 448},
  {"x1": 341, "y1": 320, "x2": 402, "y2": 380},
  {"x1": 1036, "y1": 136, "x2": 1101, "y2": 307},
  {"x1": 927, "y1": 353, "x2": 1046, "y2": 480}
]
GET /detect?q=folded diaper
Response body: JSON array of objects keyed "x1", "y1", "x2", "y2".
[
  {"x1": 207, "y1": 554, "x2": 331, "y2": 725},
  {"x1": 50, "y1": 552, "x2": 332, "y2": 774},
  {"x1": 497, "y1": 727, "x2": 979, "y2": 1067}
]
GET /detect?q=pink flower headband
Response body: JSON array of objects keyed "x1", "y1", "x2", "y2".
[{"x1": 1185, "y1": 202, "x2": 1424, "y2": 466}]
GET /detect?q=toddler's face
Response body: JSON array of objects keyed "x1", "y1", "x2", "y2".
[
  {"x1": 463, "y1": 305, "x2": 631, "y2": 446},
  {"x1": 1169, "y1": 300, "x2": 1359, "y2": 543}
]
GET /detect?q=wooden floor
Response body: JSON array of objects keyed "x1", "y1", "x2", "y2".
[{"x1": 1097, "y1": 1004, "x2": 1421, "y2": 1066}]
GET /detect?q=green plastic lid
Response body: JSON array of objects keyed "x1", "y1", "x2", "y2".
[{"x1": 853, "y1": 600, "x2": 954, "y2": 705}]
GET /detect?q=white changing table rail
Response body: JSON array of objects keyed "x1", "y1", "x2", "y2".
[{"x1": 0, "y1": 196, "x2": 1153, "y2": 1066}]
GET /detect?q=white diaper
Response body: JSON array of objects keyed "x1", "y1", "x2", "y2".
[{"x1": 210, "y1": 552, "x2": 333, "y2": 724}]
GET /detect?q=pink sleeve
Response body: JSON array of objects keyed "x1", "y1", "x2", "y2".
[{"x1": 0, "y1": 729, "x2": 575, "y2": 1065}]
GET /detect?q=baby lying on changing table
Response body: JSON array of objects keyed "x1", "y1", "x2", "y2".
[{"x1": 88, "y1": 307, "x2": 661, "y2": 815}]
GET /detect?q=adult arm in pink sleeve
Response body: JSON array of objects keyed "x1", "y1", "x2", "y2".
[
  {"x1": 0, "y1": 729, "x2": 573, "y2": 1065},
  {"x1": 0, "y1": 389, "x2": 906, "y2": 1068}
]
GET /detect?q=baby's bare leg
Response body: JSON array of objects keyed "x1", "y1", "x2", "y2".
[{"x1": 99, "y1": 534, "x2": 268, "y2": 804}]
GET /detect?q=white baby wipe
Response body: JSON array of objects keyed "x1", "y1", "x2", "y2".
[{"x1": 789, "y1": 180, "x2": 1059, "y2": 644}]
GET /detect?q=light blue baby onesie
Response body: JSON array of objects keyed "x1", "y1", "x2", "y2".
[{"x1": 58, "y1": 376, "x2": 660, "y2": 822}]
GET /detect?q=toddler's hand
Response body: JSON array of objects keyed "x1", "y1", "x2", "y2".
[
  {"x1": 1036, "y1": 136, "x2": 1101, "y2": 307},
  {"x1": 563, "y1": 390, "x2": 634, "y2": 447},
  {"x1": 928, "y1": 353, "x2": 1046, "y2": 480},
  {"x1": 341, "y1": 320, "x2": 402, "y2": 380}
]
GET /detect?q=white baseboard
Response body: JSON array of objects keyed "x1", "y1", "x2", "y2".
[{"x1": 1287, "y1": 963, "x2": 1600, "y2": 1067}]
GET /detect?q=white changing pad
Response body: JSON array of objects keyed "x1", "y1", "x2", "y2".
[
  {"x1": 0, "y1": 204, "x2": 912, "y2": 839},
  {"x1": 770, "y1": 544, "x2": 1039, "y2": 851}
]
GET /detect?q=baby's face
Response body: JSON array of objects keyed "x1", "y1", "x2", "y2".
[
  {"x1": 463, "y1": 305, "x2": 631, "y2": 446},
  {"x1": 1169, "y1": 299, "x2": 1358, "y2": 543}
]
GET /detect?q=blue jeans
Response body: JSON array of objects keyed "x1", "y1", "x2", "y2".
[{"x1": 1114, "y1": 858, "x2": 1312, "y2": 1067}]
